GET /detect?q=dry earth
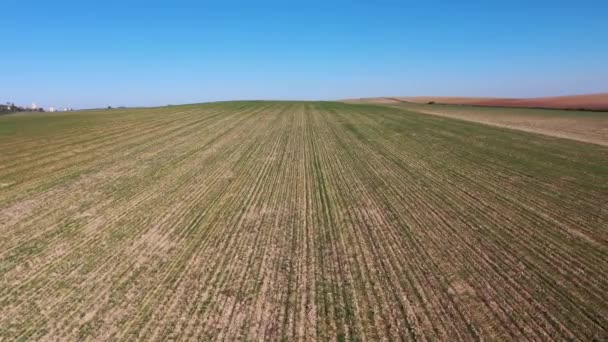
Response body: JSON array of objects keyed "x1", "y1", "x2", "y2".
[{"x1": 472, "y1": 93, "x2": 608, "y2": 110}]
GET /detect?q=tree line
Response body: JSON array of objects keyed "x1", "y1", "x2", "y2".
[{"x1": 0, "y1": 102, "x2": 45, "y2": 114}]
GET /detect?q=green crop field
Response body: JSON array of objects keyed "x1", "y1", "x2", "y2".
[
  {"x1": 1, "y1": 101, "x2": 607, "y2": 340},
  {"x1": 370, "y1": 101, "x2": 608, "y2": 147}
]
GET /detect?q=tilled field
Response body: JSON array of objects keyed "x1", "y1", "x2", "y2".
[{"x1": 0, "y1": 101, "x2": 607, "y2": 340}]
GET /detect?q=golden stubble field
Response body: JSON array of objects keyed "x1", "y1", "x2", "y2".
[{"x1": 0, "y1": 101, "x2": 607, "y2": 340}]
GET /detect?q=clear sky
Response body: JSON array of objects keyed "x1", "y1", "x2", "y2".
[{"x1": 2, "y1": 0, "x2": 607, "y2": 109}]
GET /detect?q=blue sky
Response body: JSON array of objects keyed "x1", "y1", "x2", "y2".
[{"x1": 1, "y1": 0, "x2": 607, "y2": 109}]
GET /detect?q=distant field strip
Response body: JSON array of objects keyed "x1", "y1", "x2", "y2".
[
  {"x1": 373, "y1": 101, "x2": 608, "y2": 147},
  {"x1": 1, "y1": 102, "x2": 607, "y2": 340}
]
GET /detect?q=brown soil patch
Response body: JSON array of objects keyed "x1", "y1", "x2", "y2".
[{"x1": 473, "y1": 93, "x2": 608, "y2": 110}]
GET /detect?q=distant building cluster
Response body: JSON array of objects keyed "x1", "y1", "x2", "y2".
[
  {"x1": 48, "y1": 106, "x2": 74, "y2": 112},
  {"x1": 0, "y1": 101, "x2": 74, "y2": 114}
]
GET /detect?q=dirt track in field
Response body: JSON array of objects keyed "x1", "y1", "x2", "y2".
[{"x1": 1, "y1": 102, "x2": 607, "y2": 340}]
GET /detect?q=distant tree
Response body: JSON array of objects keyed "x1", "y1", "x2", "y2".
[
  {"x1": 107, "y1": 106, "x2": 112, "y2": 109},
  {"x1": 428, "y1": 101, "x2": 435, "y2": 105}
]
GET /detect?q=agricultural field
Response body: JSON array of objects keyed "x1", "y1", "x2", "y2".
[
  {"x1": 344, "y1": 93, "x2": 608, "y2": 111},
  {"x1": 372, "y1": 101, "x2": 608, "y2": 147},
  {"x1": 0, "y1": 101, "x2": 607, "y2": 340}
]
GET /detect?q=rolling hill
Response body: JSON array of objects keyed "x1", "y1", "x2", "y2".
[{"x1": 344, "y1": 93, "x2": 608, "y2": 110}]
